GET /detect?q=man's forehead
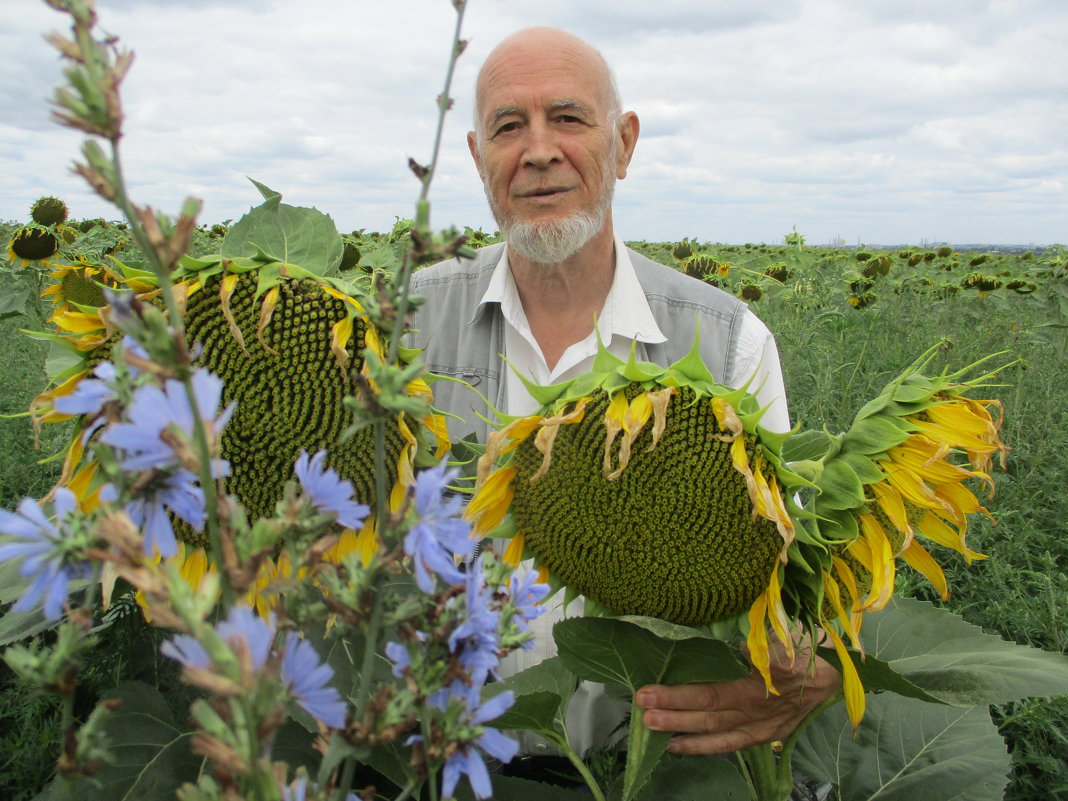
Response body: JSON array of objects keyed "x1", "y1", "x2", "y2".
[{"x1": 485, "y1": 99, "x2": 594, "y2": 123}]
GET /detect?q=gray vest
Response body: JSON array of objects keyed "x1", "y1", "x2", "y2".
[{"x1": 407, "y1": 243, "x2": 748, "y2": 442}]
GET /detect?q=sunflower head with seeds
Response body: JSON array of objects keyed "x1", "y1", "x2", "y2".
[
  {"x1": 31, "y1": 245, "x2": 449, "y2": 612},
  {"x1": 466, "y1": 340, "x2": 1008, "y2": 728},
  {"x1": 465, "y1": 337, "x2": 815, "y2": 692}
]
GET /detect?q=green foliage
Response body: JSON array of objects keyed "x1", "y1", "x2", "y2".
[{"x1": 220, "y1": 179, "x2": 344, "y2": 276}]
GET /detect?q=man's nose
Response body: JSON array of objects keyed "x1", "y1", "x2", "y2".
[{"x1": 521, "y1": 119, "x2": 562, "y2": 168}]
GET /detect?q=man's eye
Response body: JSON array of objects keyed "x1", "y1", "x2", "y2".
[
  {"x1": 557, "y1": 115, "x2": 582, "y2": 124},
  {"x1": 494, "y1": 122, "x2": 519, "y2": 135}
]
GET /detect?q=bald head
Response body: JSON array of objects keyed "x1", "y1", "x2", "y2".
[{"x1": 472, "y1": 27, "x2": 621, "y2": 143}]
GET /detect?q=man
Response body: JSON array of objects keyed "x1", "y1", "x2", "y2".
[{"x1": 409, "y1": 26, "x2": 839, "y2": 762}]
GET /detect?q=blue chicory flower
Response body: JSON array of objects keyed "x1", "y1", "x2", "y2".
[
  {"x1": 448, "y1": 557, "x2": 501, "y2": 685},
  {"x1": 294, "y1": 450, "x2": 369, "y2": 530},
  {"x1": 507, "y1": 568, "x2": 551, "y2": 647},
  {"x1": 54, "y1": 361, "x2": 119, "y2": 417},
  {"x1": 404, "y1": 463, "x2": 475, "y2": 593},
  {"x1": 100, "y1": 368, "x2": 233, "y2": 476},
  {"x1": 0, "y1": 489, "x2": 91, "y2": 621},
  {"x1": 282, "y1": 776, "x2": 360, "y2": 801},
  {"x1": 53, "y1": 336, "x2": 148, "y2": 419},
  {"x1": 217, "y1": 606, "x2": 276, "y2": 670},
  {"x1": 161, "y1": 606, "x2": 276, "y2": 673},
  {"x1": 125, "y1": 468, "x2": 205, "y2": 558},
  {"x1": 440, "y1": 691, "x2": 519, "y2": 800},
  {"x1": 281, "y1": 631, "x2": 347, "y2": 728},
  {"x1": 159, "y1": 632, "x2": 212, "y2": 670}
]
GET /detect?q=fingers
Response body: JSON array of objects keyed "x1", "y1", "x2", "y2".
[{"x1": 635, "y1": 678, "x2": 769, "y2": 713}]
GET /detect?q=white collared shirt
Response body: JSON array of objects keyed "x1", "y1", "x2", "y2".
[{"x1": 480, "y1": 240, "x2": 791, "y2": 755}]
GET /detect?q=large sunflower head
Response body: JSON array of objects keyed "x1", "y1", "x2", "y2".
[
  {"x1": 467, "y1": 340, "x2": 1008, "y2": 729},
  {"x1": 466, "y1": 336, "x2": 814, "y2": 680},
  {"x1": 32, "y1": 249, "x2": 448, "y2": 594}
]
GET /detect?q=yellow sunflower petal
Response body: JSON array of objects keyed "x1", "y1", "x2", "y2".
[
  {"x1": 856, "y1": 513, "x2": 895, "y2": 611},
  {"x1": 465, "y1": 466, "x2": 516, "y2": 536},
  {"x1": 256, "y1": 285, "x2": 281, "y2": 356},
  {"x1": 355, "y1": 517, "x2": 379, "y2": 567},
  {"x1": 330, "y1": 314, "x2": 354, "y2": 371},
  {"x1": 746, "y1": 590, "x2": 777, "y2": 695},
  {"x1": 765, "y1": 566, "x2": 795, "y2": 663},
  {"x1": 503, "y1": 531, "x2": 526, "y2": 567},
  {"x1": 219, "y1": 273, "x2": 250, "y2": 357},
  {"x1": 915, "y1": 510, "x2": 987, "y2": 563},
  {"x1": 900, "y1": 540, "x2": 950, "y2": 600},
  {"x1": 826, "y1": 626, "x2": 865, "y2": 730},
  {"x1": 869, "y1": 481, "x2": 911, "y2": 537}
]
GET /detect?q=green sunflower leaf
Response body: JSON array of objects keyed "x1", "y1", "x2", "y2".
[
  {"x1": 221, "y1": 190, "x2": 343, "y2": 277},
  {"x1": 839, "y1": 451, "x2": 887, "y2": 485},
  {"x1": 553, "y1": 616, "x2": 747, "y2": 691},
  {"x1": 854, "y1": 596, "x2": 1068, "y2": 706},
  {"x1": 794, "y1": 694, "x2": 1009, "y2": 801}
]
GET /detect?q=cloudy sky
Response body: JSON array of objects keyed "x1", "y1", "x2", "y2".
[{"x1": 3, "y1": 0, "x2": 1065, "y2": 246}]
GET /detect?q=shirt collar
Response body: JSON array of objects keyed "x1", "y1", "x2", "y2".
[{"x1": 479, "y1": 239, "x2": 667, "y2": 345}]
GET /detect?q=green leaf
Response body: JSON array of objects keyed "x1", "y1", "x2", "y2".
[
  {"x1": 638, "y1": 753, "x2": 749, "y2": 800},
  {"x1": 839, "y1": 450, "x2": 887, "y2": 484},
  {"x1": 487, "y1": 690, "x2": 561, "y2": 733},
  {"x1": 0, "y1": 605, "x2": 54, "y2": 646},
  {"x1": 856, "y1": 596, "x2": 1068, "y2": 706},
  {"x1": 248, "y1": 176, "x2": 282, "y2": 205},
  {"x1": 794, "y1": 694, "x2": 1009, "y2": 801},
  {"x1": 221, "y1": 194, "x2": 343, "y2": 277},
  {"x1": 553, "y1": 616, "x2": 747, "y2": 691},
  {"x1": 55, "y1": 681, "x2": 201, "y2": 801},
  {"x1": 494, "y1": 655, "x2": 579, "y2": 709},
  {"x1": 817, "y1": 645, "x2": 944, "y2": 705}
]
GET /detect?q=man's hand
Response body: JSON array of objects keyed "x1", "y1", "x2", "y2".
[{"x1": 633, "y1": 638, "x2": 842, "y2": 755}]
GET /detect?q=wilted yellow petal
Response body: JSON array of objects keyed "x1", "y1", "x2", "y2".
[
  {"x1": 900, "y1": 540, "x2": 950, "y2": 600},
  {"x1": 746, "y1": 590, "x2": 777, "y2": 695},
  {"x1": 869, "y1": 481, "x2": 911, "y2": 537},
  {"x1": 465, "y1": 467, "x2": 516, "y2": 535},
  {"x1": 219, "y1": 273, "x2": 250, "y2": 357},
  {"x1": 330, "y1": 315, "x2": 353, "y2": 371},
  {"x1": 826, "y1": 626, "x2": 865, "y2": 730},
  {"x1": 256, "y1": 285, "x2": 280, "y2": 356},
  {"x1": 503, "y1": 532, "x2": 526, "y2": 567}
]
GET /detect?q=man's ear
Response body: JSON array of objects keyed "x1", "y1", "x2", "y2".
[
  {"x1": 615, "y1": 111, "x2": 640, "y2": 180},
  {"x1": 467, "y1": 131, "x2": 486, "y2": 182}
]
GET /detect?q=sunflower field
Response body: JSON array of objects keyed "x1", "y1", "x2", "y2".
[
  {"x1": 4, "y1": 208, "x2": 1067, "y2": 800},
  {"x1": 3, "y1": 2, "x2": 1068, "y2": 801}
]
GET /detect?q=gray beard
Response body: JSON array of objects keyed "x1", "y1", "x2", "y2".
[{"x1": 486, "y1": 182, "x2": 615, "y2": 265}]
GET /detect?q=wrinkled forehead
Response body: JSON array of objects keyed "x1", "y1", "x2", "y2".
[{"x1": 473, "y1": 36, "x2": 617, "y2": 129}]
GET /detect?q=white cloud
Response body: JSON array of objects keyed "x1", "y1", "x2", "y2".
[{"x1": 2, "y1": 0, "x2": 1065, "y2": 245}]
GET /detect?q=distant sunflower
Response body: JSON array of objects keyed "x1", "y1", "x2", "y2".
[{"x1": 8, "y1": 223, "x2": 60, "y2": 266}]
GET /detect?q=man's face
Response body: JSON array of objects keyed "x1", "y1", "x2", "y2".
[{"x1": 468, "y1": 37, "x2": 635, "y2": 259}]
